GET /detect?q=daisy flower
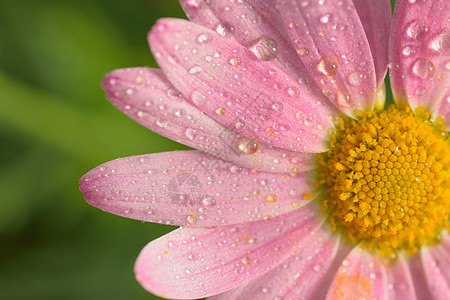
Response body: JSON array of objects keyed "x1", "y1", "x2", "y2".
[{"x1": 79, "y1": 0, "x2": 450, "y2": 299}]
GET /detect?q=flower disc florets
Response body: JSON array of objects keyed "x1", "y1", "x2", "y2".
[{"x1": 319, "y1": 106, "x2": 450, "y2": 257}]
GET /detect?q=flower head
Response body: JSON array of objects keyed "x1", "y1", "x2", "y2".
[{"x1": 79, "y1": 0, "x2": 450, "y2": 299}]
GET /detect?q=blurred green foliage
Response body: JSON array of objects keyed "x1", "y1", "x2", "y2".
[{"x1": 0, "y1": 0, "x2": 396, "y2": 299}]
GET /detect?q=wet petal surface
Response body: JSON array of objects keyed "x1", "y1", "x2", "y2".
[
  {"x1": 210, "y1": 226, "x2": 340, "y2": 300},
  {"x1": 135, "y1": 206, "x2": 324, "y2": 299},
  {"x1": 277, "y1": 0, "x2": 377, "y2": 116},
  {"x1": 421, "y1": 236, "x2": 450, "y2": 300},
  {"x1": 102, "y1": 67, "x2": 317, "y2": 173},
  {"x1": 389, "y1": 0, "x2": 450, "y2": 112},
  {"x1": 149, "y1": 18, "x2": 337, "y2": 152},
  {"x1": 79, "y1": 151, "x2": 316, "y2": 227}
]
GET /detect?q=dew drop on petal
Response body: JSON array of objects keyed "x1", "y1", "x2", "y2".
[
  {"x1": 406, "y1": 19, "x2": 428, "y2": 40},
  {"x1": 402, "y1": 45, "x2": 414, "y2": 56},
  {"x1": 320, "y1": 14, "x2": 332, "y2": 24},
  {"x1": 187, "y1": 214, "x2": 197, "y2": 224},
  {"x1": 250, "y1": 37, "x2": 279, "y2": 61},
  {"x1": 197, "y1": 33, "x2": 212, "y2": 44},
  {"x1": 297, "y1": 47, "x2": 310, "y2": 56},
  {"x1": 185, "y1": 128, "x2": 197, "y2": 140},
  {"x1": 215, "y1": 107, "x2": 226, "y2": 115},
  {"x1": 266, "y1": 193, "x2": 277, "y2": 203},
  {"x1": 412, "y1": 58, "x2": 435, "y2": 79},
  {"x1": 428, "y1": 30, "x2": 450, "y2": 52},
  {"x1": 318, "y1": 58, "x2": 338, "y2": 76},
  {"x1": 189, "y1": 65, "x2": 203, "y2": 74},
  {"x1": 238, "y1": 137, "x2": 259, "y2": 154},
  {"x1": 336, "y1": 90, "x2": 352, "y2": 108},
  {"x1": 287, "y1": 86, "x2": 300, "y2": 97},
  {"x1": 201, "y1": 195, "x2": 216, "y2": 207},
  {"x1": 229, "y1": 57, "x2": 241, "y2": 66}
]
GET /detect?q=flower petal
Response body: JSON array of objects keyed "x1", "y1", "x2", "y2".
[
  {"x1": 102, "y1": 67, "x2": 316, "y2": 173},
  {"x1": 386, "y1": 256, "x2": 417, "y2": 300},
  {"x1": 352, "y1": 0, "x2": 391, "y2": 87},
  {"x1": 326, "y1": 247, "x2": 388, "y2": 300},
  {"x1": 149, "y1": 18, "x2": 337, "y2": 153},
  {"x1": 210, "y1": 226, "x2": 340, "y2": 300},
  {"x1": 389, "y1": 0, "x2": 450, "y2": 111},
  {"x1": 276, "y1": 0, "x2": 377, "y2": 116},
  {"x1": 421, "y1": 236, "x2": 450, "y2": 300},
  {"x1": 436, "y1": 88, "x2": 450, "y2": 128},
  {"x1": 134, "y1": 205, "x2": 325, "y2": 299},
  {"x1": 79, "y1": 150, "x2": 317, "y2": 227},
  {"x1": 408, "y1": 253, "x2": 433, "y2": 300}
]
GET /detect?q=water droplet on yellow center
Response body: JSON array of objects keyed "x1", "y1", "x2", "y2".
[{"x1": 318, "y1": 106, "x2": 450, "y2": 257}]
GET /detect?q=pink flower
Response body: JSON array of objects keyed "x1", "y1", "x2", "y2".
[{"x1": 79, "y1": 0, "x2": 450, "y2": 299}]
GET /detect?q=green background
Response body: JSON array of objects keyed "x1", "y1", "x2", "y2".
[{"x1": 0, "y1": 0, "x2": 396, "y2": 299}]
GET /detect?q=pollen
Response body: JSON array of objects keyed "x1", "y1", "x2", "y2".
[{"x1": 319, "y1": 105, "x2": 450, "y2": 257}]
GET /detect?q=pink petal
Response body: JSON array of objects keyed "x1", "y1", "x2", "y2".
[
  {"x1": 437, "y1": 87, "x2": 450, "y2": 128},
  {"x1": 421, "y1": 235, "x2": 450, "y2": 300},
  {"x1": 149, "y1": 18, "x2": 338, "y2": 153},
  {"x1": 180, "y1": 0, "x2": 329, "y2": 92},
  {"x1": 276, "y1": 0, "x2": 377, "y2": 116},
  {"x1": 326, "y1": 247, "x2": 388, "y2": 300},
  {"x1": 408, "y1": 253, "x2": 433, "y2": 300},
  {"x1": 134, "y1": 205, "x2": 325, "y2": 299},
  {"x1": 352, "y1": 0, "x2": 391, "y2": 87},
  {"x1": 386, "y1": 256, "x2": 417, "y2": 300},
  {"x1": 389, "y1": 0, "x2": 450, "y2": 111},
  {"x1": 210, "y1": 226, "x2": 340, "y2": 300},
  {"x1": 79, "y1": 150, "x2": 316, "y2": 227},
  {"x1": 102, "y1": 67, "x2": 316, "y2": 173}
]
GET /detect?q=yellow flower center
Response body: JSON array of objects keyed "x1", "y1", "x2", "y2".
[{"x1": 319, "y1": 106, "x2": 450, "y2": 257}]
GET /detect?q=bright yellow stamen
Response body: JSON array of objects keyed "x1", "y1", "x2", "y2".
[{"x1": 319, "y1": 105, "x2": 450, "y2": 257}]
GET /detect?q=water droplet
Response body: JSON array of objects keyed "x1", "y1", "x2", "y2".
[
  {"x1": 347, "y1": 72, "x2": 363, "y2": 86},
  {"x1": 187, "y1": 214, "x2": 197, "y2": 224},
  {"x1": 318, "y1": 58, "x2": 338, "y2": 76},
  {"x1": 191, "y1": 91, "x2": 207, "y2": 107},
  {"x1": 242, "y1": 256, "x2": 252, "y2": 266},
  {"x1": 185, "y1": 128, "x2": 197, "y2": 140},
  {"x1": 314, "y1": 264, "x2": 323, "y2": 272},
  {"x1": 336, "y1": 90, "x2": 352, "y2": 108},
  {"x1": 238, "y1": 138, "x2": 259, "y2": 154},
  {"x1": 297, "y1": 47, "x2": 310, "y2": 56},
  {"x1": 429, "y1": 31, "x2": 450, "y2": 52},
  {"x1": 215, "y1": 107, "x2": 226, "y2": 115},
  {"x1": 229, "y1": 57, "x2": 241, "y2": 66},
  {"x1": 412, "y1": 58, "x2": 435, "y2": 79},
  {"x1": 215, "y1": 23, "x2": 234, "y2": 37},
  {"x1": 406, "y1": 20, "x2": 428, "y2": 40},
  {"x1": 201, "y1": 195, "x2": 216, "y2": 207},
  {"x1": 250, "y1": 38, "x2": 279, "y2": 61},
  {"x1": 197, "y1": 33, "x2": 212, "y2": 44},
  {"x1": 136, "y1": 111, "x2": 148, "y2": 118},
  {"x1": 266, "y1": 193, "x2": 277, "y2": 203},
  {"x1": 189, "y1": 65, "x2": 203, "y2": 74},
  {"x1": 287, "y1": 86, "x2": 300, "y2": 97},
  {"x1": 402, "y1": 45, "x2": 414, "y2": 56},
  {"x1": 186, "y1": 0, "x2": 199, "y2": 7},
  {"x1": 320, "y1": 14, "x2": 332, "y2": 24}
]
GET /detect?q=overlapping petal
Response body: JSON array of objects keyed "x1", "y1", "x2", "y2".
[
  {"x1": 326, "y1": 247, "x2": 388, "y2": 300},
  {"x1": 389, "y1": 0, "x2": 450, "y2": 112},
  {"x1": 210, "y1": 226, "x2": 340, "y2": 300},
  {"x1": 79, "y1": 151, "x2": 316, "y2": 227},
  {"x1": 421, "y1": 236, "x2": 450, "y2": 299},
  {"x1": 102, "y1": 67, "x2": 316, "y2": 173},
  {"x1": 276, "y1": 0, "x2": 377, "y2": 116},
  {"x1": 386, "y1": 256, "x2": 417, "y2": 300},
  {"x1": 408, "y1": 253, "x2": 433, "y2": 300},
  {"x1": 352, "y1": 0, "x2": 391, "y2": 87},
  {"x1": 149, "y1": 18, "x2": 338, "y2": 152},
  {"x1": 134, "y1": 206, "x2": 325, "y2": 299}
]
